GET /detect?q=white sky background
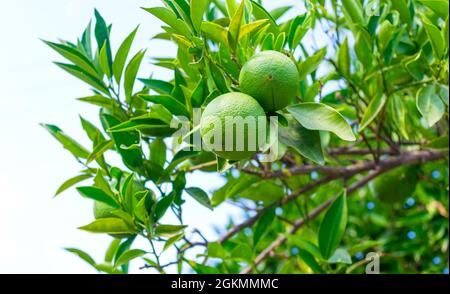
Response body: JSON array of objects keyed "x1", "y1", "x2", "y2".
[{"x1": 0, "y1": 0, "x2": 317, "y2": 273}]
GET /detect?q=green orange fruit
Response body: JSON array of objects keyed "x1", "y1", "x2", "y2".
[
  {"x1": 200, "y1": 92, "x2": 266, "y2": 161},
  {"x1": 373, "y1": 166, "x2": 419, "y2": 203},
  {"x1": 239, "y1": 50, "x2": 299, "y2": 111}
]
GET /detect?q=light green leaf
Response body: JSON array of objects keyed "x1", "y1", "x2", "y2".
[
  {"x1": 297, "y1": 48, "x2": 327, "y2": 81},
  {"x1": 124, "y1": 50, "x2": 146, "y2": 103},
  {"x1": 355, "y1": 32, "x2": 372, "y2": 69},
  {"x1": 54, "y1": 62, "x2": 110, "y2": 95},
  {"x1": 359, "y1": 95, "x2": 387, "y2": 132},
  {"x1": 338, "y1": 37, "x2": 350, "y2": 76},
  {"x1": 422, "y1": 15, "x2": 445, "y2": 59},
  {"x1": 143, "y1": 7, "x2": 192, "y2": 37},
  {"x1": 44, "y1": 40, "x2": 99, "y2": 77},
  {"x1": 227, "y1": 0, "x2": 245, "y2": 50},
  {"x1": 191, "y1": 0, "x2": 208, "y2": 33},
  {"x1": 287, "y1": 103, "x2": 356, "y2": 141},
  {"x1": 201, "y1": 21, "x2": 229, "y2": 46},
  {"x1": 139, "y1": 78, "x2": 174, "y2": 95},
  {"x1": 418, "y1": 0, "x2": 449, "y2": 19},
  {"x1": 114, "y1": 249, "x2": 146, "y2": 267},
  {"x1": 416, "y1": 85, "x2": 445, "y2": 127},
  {"x1": 99, "y1": 41, "x2": 111, "y2": 78},
  {"x1": 155, "y1": 224, "x2": 187, "y2": 237},
  {"x1": 341, "y1": 0, "x2": 365, "y2": 26},
  {"x1": 78, "y1": 218, "x2": 137, "y2": 234},
  {"x1": 163, "y1": 233, "x2": 185, "y2": 251},
  {"x1": 86, "y1": 140, "x2": 114, "y2": 164},
  {"x1": 318, "y1": 190, "x2": 348, "y2": 260},
  {"x1": 113, "y1": 26, "x2": 138, "y2": 85},
  {"x1": 64, "y1": 248, "x2": 96, "y2": 267},
  {"x1": 41, "y1": 124, "x2": 90, "y2": 158},
  {"x1": 239, "y1": 19, "x2": 269, "y2": 40},
  {"x1": 55, "y1": 174, "x2": 92, "y2": 196}
]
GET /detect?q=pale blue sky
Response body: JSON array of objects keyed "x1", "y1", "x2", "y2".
[{"x1": 0, "y1": 0, "x2": 306, "y2": 273}]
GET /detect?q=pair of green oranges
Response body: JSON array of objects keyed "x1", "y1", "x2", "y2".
[{"x1": 200, "y1": 50, "x2": 300, "y2": 161}]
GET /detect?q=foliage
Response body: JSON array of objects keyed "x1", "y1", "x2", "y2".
[{"x1": 43, "y1": 0, "x2": 448, "y2": 274}]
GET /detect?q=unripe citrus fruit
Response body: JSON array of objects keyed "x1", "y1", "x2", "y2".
[
  {"x1": 200, "y1": 92, "x2": 266, "y2": 161},
  {"x1": 373, "y1": 166, "x2": 419, "y2": 203},
  {"x1": 239, "y1": 50, "x2": 299, "y2": 111}
]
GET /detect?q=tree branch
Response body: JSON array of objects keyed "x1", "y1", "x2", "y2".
[{"x1": 239, "y1": 150, "x2": 446, "y2": 273}]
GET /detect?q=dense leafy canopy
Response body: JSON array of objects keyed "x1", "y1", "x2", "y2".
[{"x1": 44, "y1": 0, "x2": 448, "y2": 274}]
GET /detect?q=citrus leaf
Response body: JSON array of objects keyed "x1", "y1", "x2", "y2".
[
  {"x1": 359, "y1": 94, "x2": 387, "y2": 132},
  {"x1": 113, "y1": 26, "x2": 138, "y2": 85},
  {"x1": 41, "y1": 124, "x2": 90, "y2": 159},
  {"x1": 64, "y1": 248, "x2": 96, "y2": 267},
  {"x1": 287, "y1": 103, "x2": 356, "y2": 141},
  {"x1": 416, "y1": 85, "x2": 445, "y2": 127},
  {"x1": 76, "y1": 186, "x2": 119, "y2": 208},
  {"x1": 318, "y1": 190, "x2": 348, "y2": 260},
  {"x1": 114, "y1": 249, "x2": 146, "y2": 267},
  {"x1": 78, "y1": 218, "x2": 137, "y2": 234},
  {"x1": 185, "y1": 187, "x2": 213, "y2": 210}
]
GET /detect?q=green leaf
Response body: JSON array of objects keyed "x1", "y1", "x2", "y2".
[
  {"x1": 201, "y1": 21, "x2": 229, "y2": 46},
  {"x1": 44, "y1": 40, "x2": 98, "y2": 77},
  {"x1": 240, "y1": 181, "x2": 285, "y2": 202},
  {"x1": 227, "y1": 0, "x2": 245, "y2": 50},
  {"x1": 54, "y1": 62, "x2": 110, "y2": 95},
  {"x1": 105, "y1": 239, "x2": 121, "y2": 263},
  {"x1": 279, "y1": 115, "x2": 324, "y2": 164},
  {"x1": 188, "y1": 261, "x2": 221, "y2": 274},
  {"x1": 86, "y1": 140, "x2": 114, "y2": 164},
  {"x1": 341, "y1": 0, "x2": 365, "y2": 26},
  {"x1": 299, "y1": 251, "x2": 324, "y2": 273},
  {"x1": 207, "y1": 242, "x2": 226, "y2": 258},
  {"x1": 297, "y1": 48, "x2": 327, "y2": 81},
  {"x1": 253, "y1": 208, "x2": 276, "y2": 246},
  {"x1": 77, "y1": 95, "x2": 116, "y2": 108},
  {"x1": 355, "y1": 32, "x2": 372, "y2": 69},
  {"x1": 114, "y1": 249, "x2": 146, "y2": 267},
  {"x1": 185, "y1": 187, "x2": 213, "y2": 210},
  {"x1": 101, "y1": 112, "x2": 144, "y2": 172},
  {"x1": 422, "y1": 15, "x2": 445, "y2": 59},
  {"x1": 337, "y1": 37, "x2": 351, "y2": 76},
  {"x1": 270, "y1": 6, "x2": 292, "y2": 21},
  {"x1": 359, "y1": 95, "x2": 387, "y2": 132},
  {"x1": 143, "y1": 7, "x2": 192, "y2": 37},
  {"x1": 191, "y1": 0, "x2": 208, "y2": 33},
  {"x1": 150, "y1": 138, "x2": 166, "y2": 167},
  {"x1": 327, "y1": 248, "x2": 352, "y2": 264},
  {"x1": 124, "y1": 50, "x2": 146, "y2": 103},
  {"x1": 154, "y1": 192, "x2": 175, "y2": 221},
  {"x1": 225, "y1": 0, "x2": 238, "y2": 17},
  {"x1": 163, "y1": 233, "x2": 185, "y2": 251},
  {"x1": 113, "y1": 26, "x2": 138, "y2": 85},
  {"x1": 416, "y1": 85, "x2": 445, "y2": 127},
  {"x1": 139, "y1": 94, "x2": 190, "y2": 117},
  {"x1": 41, "y1": 124, "x2": 90, "y2": 158},
  {"x1": 250, "y1": 0, "x2": 278, "y2": 33},
  {"x1": 78, "y1": 218, "x2": 137, "y2": 234},
  {"x1": 76, "y1": 186, "x2": 119, "y2": 208},
  {"x1": 94, "y1": 9, "x2": 112, "y2": 70},
  {"x1": 99, "y1": 41, "x2": 111, "y2": 78},
  {"x1": 318, "y1": 190, "x2": 348, "y2": 260},
  {"x1": 424, "y1": 135, "x2": 449, "y2": 150},
  {"x1": 64, "y1": 248, "x2": 96, "y2": 267},
  {"x1": 155, "y1": 224, "x2": 187, "y2": 237},
  {"x1": 55, "y1": 174, "x2": 91, "y2": 196},
  {"x1": 239, "y1": 19, "x2": 269, "y2": 40},
  {"x1": 139, "y1": 78, "x2": 174, "y2": 95},
  {"x1": 287, "y1": 103, "x2": 356, "y2": 141},
  {"x1": 418, "y1": 0, "x2": 449, "y2": 19},
  {"x1": 80, "y1": 116, "x2": 105, "y2": 143}
]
